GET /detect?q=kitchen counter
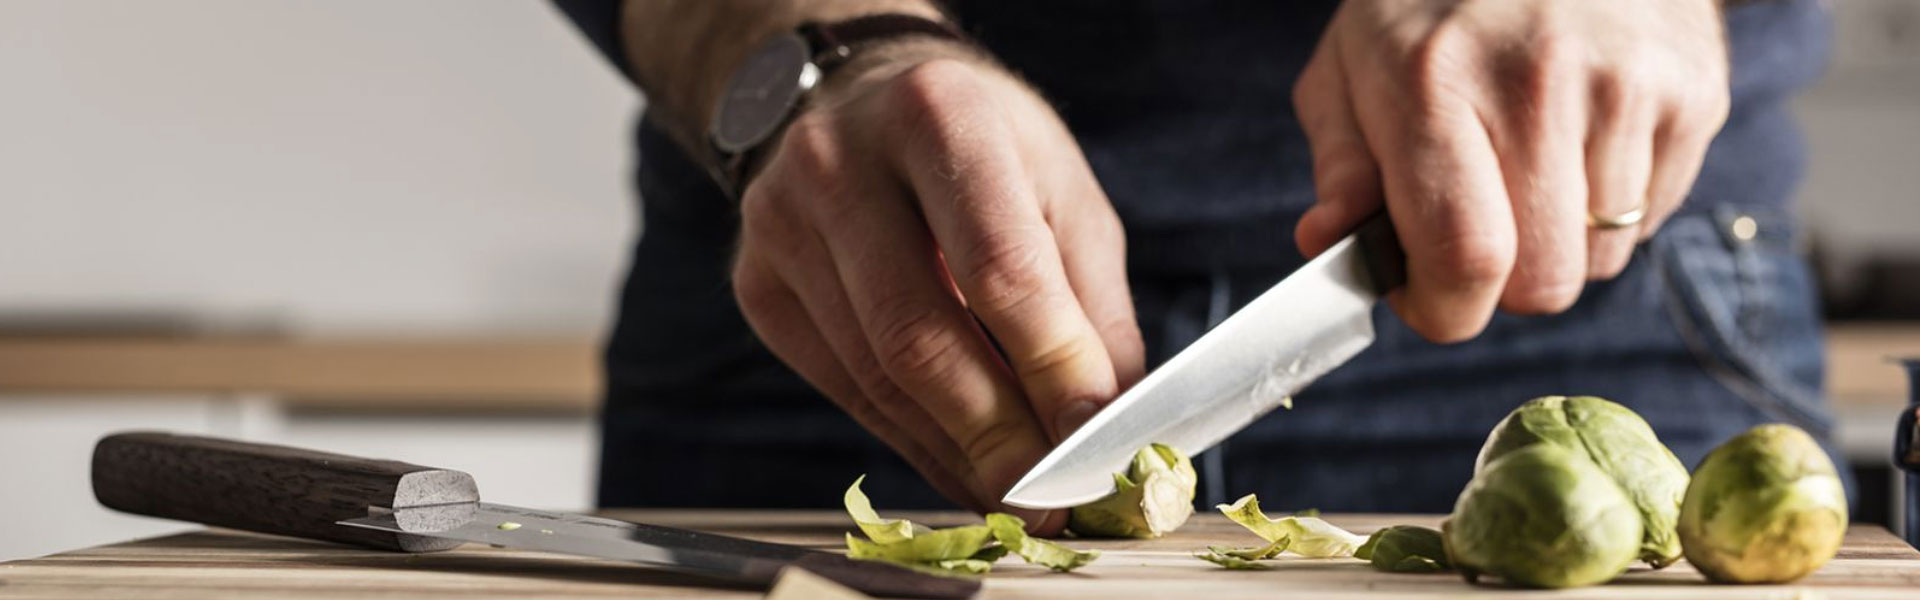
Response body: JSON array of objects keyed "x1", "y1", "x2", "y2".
[{"x1": 2, "y1": 511, "x2": 1916, "y2": 599}]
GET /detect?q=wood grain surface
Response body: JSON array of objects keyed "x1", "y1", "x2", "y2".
[{"x1": 2, "y1": 511, "x2": 1915, "y2": 599}]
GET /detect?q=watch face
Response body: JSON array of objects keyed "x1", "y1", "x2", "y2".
[{"x1": 711, "y1": 33, "x2": 819, "y2": 154}]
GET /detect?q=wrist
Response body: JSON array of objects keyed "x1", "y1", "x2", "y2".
[{"x1": 808, "y1": 36, "x2": 1000, "y2": 106}]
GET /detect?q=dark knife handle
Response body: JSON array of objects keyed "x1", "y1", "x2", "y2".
[
  {"x1": 92, "y1": 431, "x2": 478, "y2": 552},
  {"x1": 1353, "y1": 212, "x2": 1408, "y2": 294}
]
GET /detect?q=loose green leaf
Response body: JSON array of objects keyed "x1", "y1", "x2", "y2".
[
  {"x1": 1206, "y1": 537, "x2": 1291, "y2": 561},
  {"x1": 985, "y1": 513, "x2": 1100, "y2": 572},
  {"x1": 844, "y1": 526, "x2": 993, "y2": 564},
  {"x1": 1217, "y1": 494, "x2": 1368, "y2": 558},
  {"x1": 1195, "y1": 550, "x2": 1273, "y2": 570},
  {"x1": 1357, "y1": 525, "x2": 1450, "y2": 573},
  {"x1": 844, "y1": 475, "x2": 928, "y2": 544}
]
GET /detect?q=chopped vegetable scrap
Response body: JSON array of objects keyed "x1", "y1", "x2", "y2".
[
  {"x1": 841, "y1": 476, "x2": 1099, "y2": 575},
  {"x1": 986, "y1": 513, "x2": 1100, "y2": 572},
  {"x1": 1355, "y1": 525, "x2": 1450, "y2": 573},
  {"x1": 1216, "y1": 494, "x2": 1368, "y2": 558}
]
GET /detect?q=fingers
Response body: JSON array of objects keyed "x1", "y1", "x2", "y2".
[
  {"x1": 1489, "y1": 51, "x2": 1588, "y2": 313},
  {"x1": 1294, "y1": 30, "x2": 1385, "y2": 259},
  {"x1": 1584, "y1": 76, "x2": 1658, "y2": 279},
  {"x1": 732, "y1": 254, "x2": 988, "y2": 514},
  {"x1": 1040, "y1": 164, "x2": 1144, "y2": 433},
  {"x1": 884, "y1": 61, "x2": 1121, "y2": 444},
  {"x1": 1365, "y1": 96, "x2": 1517, "y2": 343},
  {"x1": 760, "y1": 117, "x2": 1060, "y2": 531},
  {"x1": 1641, "y1": 94, "x2": 1727, "y2": 240}
]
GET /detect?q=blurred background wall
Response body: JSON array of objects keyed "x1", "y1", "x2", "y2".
[
  {"x1": 0, "y1": 0, "x2": 1915, "y2": 562},
  {"x1": 0, "y1": 0, "x2": 633, "y2": 561}
]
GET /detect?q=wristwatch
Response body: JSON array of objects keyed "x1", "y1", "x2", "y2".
[{"x1": 707, "y1": 14, "x2": 964, "y2": 199}]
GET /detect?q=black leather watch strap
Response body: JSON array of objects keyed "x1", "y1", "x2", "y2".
[
  {"x1": 800, "y1": 14, "x2": 965, "y2": 75},
  {"x1": 715, "y1": 14, "x2": 967, "y2": 199}
]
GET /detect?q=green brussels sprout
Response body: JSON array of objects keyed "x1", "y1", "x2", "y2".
[
  {"x1": 1069, "y1": 443, "x2": 1196, "y2": 538},
  {"x1": 1445, "y1": 443, "x2": 1642, "y2": 589},
  {"x1": 1355, "y1": 525, "x2": 1449, "y2": 573},
  {"x1": 1476, "y1": 395, "x2": 1689, "y2": 568},
  {"x1": 1679, "y1": 424, "x2": 1847, "y2": 584}
]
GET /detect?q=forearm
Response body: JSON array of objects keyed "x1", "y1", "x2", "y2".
[{"x1": 617, "y1": 0, "x2": 949, "y2": 152}]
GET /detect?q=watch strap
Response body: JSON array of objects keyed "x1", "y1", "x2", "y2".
[
  {"x1": 800, "y1": 14, "x2": 965, "y2": 75},
  {"x1": 715, "y1": 14, "x2": 967, "y2": 199}
]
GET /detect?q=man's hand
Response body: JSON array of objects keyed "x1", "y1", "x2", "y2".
[
  {"x1": 729, "y1": 41, "x2": 1146, "y2": 534},
  {"x1": 1292, "y1": 0, "x2": 1731, "y2": 342}
]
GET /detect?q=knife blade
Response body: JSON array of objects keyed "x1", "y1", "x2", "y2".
[
  {"x1": 1003, "y1": 214, "x2": 1405, "y2": 509},
  {"x1": 92, "y1": 431, "x2": 978, "y2": 599}
]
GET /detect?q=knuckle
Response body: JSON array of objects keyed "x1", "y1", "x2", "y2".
[
  {"x1": 958, "y1": 229, "x2": 1050, "y2": 315},
  {"x1": 730, "y1": 264, "x2": 778, "y2": 313},
  {"x1": 1419, "y1": 314, "x2": 1492, "y2": 345},
  {"x1": 957, "y1": 417, "x2": 1027, "y2": 470},
  {"x1": 737, "y1": 185, "x2": 809, "y2": 256},
  {"x1": 870, "y1": 301, "x2": 966, "y2": 386},
  {"x1": 1401, "y1": 26, "x2": 1472, "y2": 101},
  {"x1": 1504, "y1": 275, "x2": 1583, "y2": 314},
  {"x1": 772, "y1": 115, "x2": 844, "y2": 181},
  {"x1": 887, "y1": 60, "x2": 993, "y2": 155},
  {"x1": 1431, "y1": 233, "x2": 1514, "y2": 290}
]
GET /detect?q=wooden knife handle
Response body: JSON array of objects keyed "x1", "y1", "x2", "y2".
[
  {"x1": 92, "y1": 431, "x2": 479, "y2": 552},
  {"x1": 1353, "y1": 212, "x2": 1408, "y2": 294}
]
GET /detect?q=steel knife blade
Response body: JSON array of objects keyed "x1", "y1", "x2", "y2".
[
  {"x1": 340, "y1": 502, "x2": 977, "y2": 599},
  {"x1": 1003, "y1": 214, "x2": 1405, "y2": 509}
]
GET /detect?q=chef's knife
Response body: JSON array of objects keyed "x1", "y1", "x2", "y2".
[
  {"x1": 91, "y1": 431, "x2": 978, "y2": 599},
  {"x1": 1004, "y1": 214, "x2": 1405, "y2": 509}
]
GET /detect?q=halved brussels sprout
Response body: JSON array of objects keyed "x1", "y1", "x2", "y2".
[{"x1": 1069, "y1": 443, "x2": 1196, "y2": 538}]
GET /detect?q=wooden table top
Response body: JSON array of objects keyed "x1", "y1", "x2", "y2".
[{"x1": 2, "y1": 511, "x2": 1916, "y2": 599}]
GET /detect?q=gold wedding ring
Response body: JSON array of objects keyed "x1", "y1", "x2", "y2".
[{"x1": 1588, "y1": 204, "x2": 1647, "y2": 230}]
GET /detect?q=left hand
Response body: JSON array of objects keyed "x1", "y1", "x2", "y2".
[{"x1": 1292, "y1": 0, "x2": 1731, "y2": 343}]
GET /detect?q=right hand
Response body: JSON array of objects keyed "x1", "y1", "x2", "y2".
[{"x1": 728, "y1": 43, "x2": 1145, "y2": 533}]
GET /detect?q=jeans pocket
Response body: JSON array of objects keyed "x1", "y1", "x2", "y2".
[{"x1": 1656, "y1": 205, "x2": 1833, "y2": 436}]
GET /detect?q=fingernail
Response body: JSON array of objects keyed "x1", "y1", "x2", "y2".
[{"x1": 1055, "y1": 401, "x2": 1101, "y2": 440}]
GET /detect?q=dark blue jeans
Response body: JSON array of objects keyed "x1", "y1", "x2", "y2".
[{"x1": 598, "y1": 191, "x2": 1848, "y2": 512}]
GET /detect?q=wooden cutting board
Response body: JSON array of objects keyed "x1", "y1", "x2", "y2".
[{"x1": 2, "y1": 511, "x2": 1915, "y2": 599}]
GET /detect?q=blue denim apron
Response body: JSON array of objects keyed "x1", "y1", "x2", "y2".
[{"x1": 573, "y1": 0, "x2": 1848, "y2": 510}]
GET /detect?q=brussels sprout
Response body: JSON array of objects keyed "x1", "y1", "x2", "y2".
[
  {"x1": 1679, "y1": 424, "x2": 1847, "y2": 584},
  {"x1": 1445, "y1": 443, "x2": 1642, "y2": 589},
  {"x1": 1475, "y1": 395, "x2": 1689, "y2": 568},
  {"x1": 1355, "y1": 525, "x2": 1449, "y2": 573},
  {"x1": 1069, "y1": 443, "x2": 1196, "y2": 538}
]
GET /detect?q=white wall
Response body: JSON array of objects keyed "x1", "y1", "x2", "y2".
[
  {"x1": 0, "y1": 0, "x2": 633, "y2": 562},
  {"x1": 1796, "y1": 0, "x2": 1920, "y2": 264},
  {"x1": 0, "y1": 0, "x2": 639, "y2": 335}
]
